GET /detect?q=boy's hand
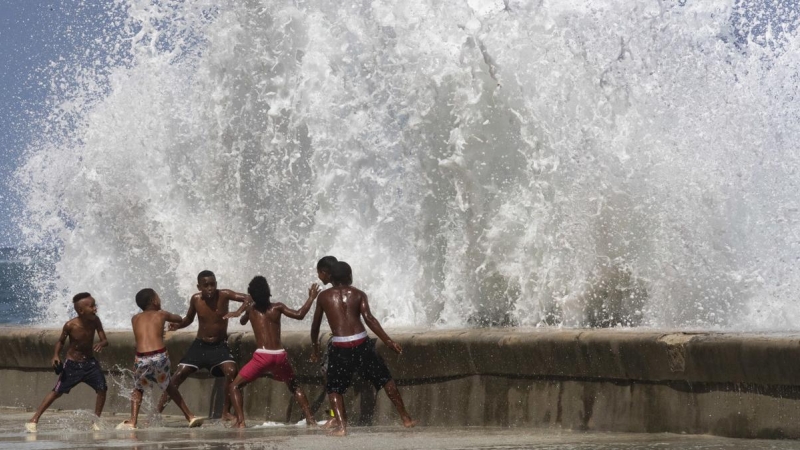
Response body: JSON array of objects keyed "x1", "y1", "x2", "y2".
[
  {"x1": 222, "y1": 311, "x2": 241, "y2": 320},
  {"x1": 92, "y1": 343, "x2": 105, "y2": 353},
  {"x1": 386, "y1": 340, "x2": 402, "y2": 355},
  {"x1": 308, "y1": 283, "x2": 320, "y2": 299},
  {"x1": 310, "y1": 347, "x2": 320, "y2": 363},
  {"x1": 51, "y1": 356, "x2": 61, "y2": 368},
  {"x1": 168, "y1": 322, "x2": 181, "y2": 331}
]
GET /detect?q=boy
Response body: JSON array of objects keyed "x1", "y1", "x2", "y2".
[
  {"x1": 310, "y1": 261, "x2": 416, "y2": 436},
  {"x1": 226, "y1": 276, "x2": 320, "y2": 428},
  {"x1": 316, "y1": 256, "x2": 338, "y2": 285},
  {"x1": 158, "y1": 270, "x2": 249, "y2": 419},
  {"x1": 314, "y1": 255, "x2": 338, "y2": 426},
  {"x1": 26, "y1": 293, "x2": 108, "y2": 432},
  {"x1": 119, "y1": 288, "x2": 204, "y2": 429}
]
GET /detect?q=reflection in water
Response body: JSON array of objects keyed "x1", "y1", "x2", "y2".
[{"x1": 2, "y1": 418, "x2": 799, "y2": 450}]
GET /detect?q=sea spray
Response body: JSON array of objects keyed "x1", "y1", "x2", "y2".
[{"x1": 13, "y1": 0, "x2": 800, "y2": 330}]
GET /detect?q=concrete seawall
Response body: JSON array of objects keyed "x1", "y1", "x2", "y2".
[{"x1": 2, "y1": 327, "x2": 800, "y2": 438}]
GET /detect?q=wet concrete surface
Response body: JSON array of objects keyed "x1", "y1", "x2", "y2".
[{"x1": 2, "y1": 408, "x2": 799, "y2": 450}]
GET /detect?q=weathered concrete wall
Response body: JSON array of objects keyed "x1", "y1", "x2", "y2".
[{"x1": 2, "y1": 327, "x2": 800, "y2": 438}]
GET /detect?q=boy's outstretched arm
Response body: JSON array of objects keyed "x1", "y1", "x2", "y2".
[
  {"x1": 163, "y1": 311, "x2": 185, "y2": 324},
  {"x1": 221, "y1": 290, "x2": 249, "y2": 303},
  {"x1": 281, "y1": 283, "x2": 320, "y2": 320},
  {"x1": 169, "y1": 298, "x2": 197, "y2": 331},
  {"x1": 93, "y1": 318, "x2": 109, "y2": 353},
  {"x1": 360, "y1": 295, "x2": 402, "y2": 354},
  {"x1": 223, "y1": 294, "x2": 252, "y2": 319},
  {"x1": 53, "y1": 323, "x2": 69, "y2": 366},
  {"x1": 309, "y1": 301, "x2": 324, "y2": 362}
]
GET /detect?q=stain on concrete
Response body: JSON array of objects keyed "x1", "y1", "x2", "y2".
[{"x1": 657, "y1": 333, "x2": 699, "y2": 373}]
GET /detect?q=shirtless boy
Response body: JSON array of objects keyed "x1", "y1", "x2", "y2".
[
  {"x1": 310, "y1": 261, "x2": 416, "y2": 436},
  {"x1": 119, "y1": 288, "x2": 203, "y2": 429},
  {"x1": 314, "y1": 255, "x2": 338, "y2": 424},
  {"x1": 314, "y1": 255, "x2": 338, "y2": 369},
  {"x1": 157, "y1": 270, "x2": 250, "y2": 419},
  {"x1": 226, "y1": 276, "x2": 320, "y2": 428},
  {"x1": 26, "y1": 293, "x2": 108, "y2": 432}
]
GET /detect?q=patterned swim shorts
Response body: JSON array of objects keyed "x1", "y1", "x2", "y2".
[{"x1": 133, "y1": 348, "x2": 172, "y2": 391}]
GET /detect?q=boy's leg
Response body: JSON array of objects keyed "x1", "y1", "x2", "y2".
[
  {"x1": 320, "y1": 373, "x2": 340, "y2": 429},
  {"x1": 327, "y1": 393, "x2": 348, "y2": 436},
  {"x1": 286, "y1": 379, "x2": 316, "y2": 426},
  {"x1": 359, "y1": 340, "x2": 416, "y2": 428},
  {"x1": 165, "y1": 383, "x2": 198, "y2": 423},
  {"x1": 228, "y1": 375, "x2": 250, "y2": 428},
  {"x1": 320, "y1": 341, "x2": 339, "y2": 428},
  {"x1": 324, "y1": 345, "x2": 355, "y2": 435},
  {"x1": 217, "y1": 362, "x2": 238, "y2": 421},
  {"x1": 124, "y1": 388, "x2": 143, "y2": 428},
  {"x1": 94, "y1": 389, "x2": 107, "y2": 417},
  {"x1": 157, "y1": 365, "x2": 196, "y2": 413},
  {"x1": 383, "y1": 380, "x2": 417, "y2": 428},
  {"x1": 84, "y1": 359, "x2": 107, "y2": 419},
  {"x1": 28, "y1": 391, "x2": 62, "y2": 424}
]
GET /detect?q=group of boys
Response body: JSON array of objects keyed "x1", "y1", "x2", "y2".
[{"x1": 25, "y1": 256, "x2": 416, "y2": 436}]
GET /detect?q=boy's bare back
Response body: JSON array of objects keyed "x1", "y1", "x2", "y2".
[
  {"x1": 132, "y1": 310, "x2": 179, "y2": 353},
  {"x1": 247, "y1": 304, "x2": 285, "y2": 350},
  {"x1": 244, "y1": 284, "x2": 320, "y2": 350},
  {"x1": 311, "y1": 275, "x2": 402, "y2": 358},
  {"x1": 316, "y1": 286, "x2": 368, "y2": 337}
]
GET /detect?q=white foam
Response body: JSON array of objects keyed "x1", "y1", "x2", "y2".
[
  {"x1": 13, "y1": 0, "x2": 800, "y2": 330},
  {"x1": 253, "y1": 419, "x2": 323, "y2": 428}
]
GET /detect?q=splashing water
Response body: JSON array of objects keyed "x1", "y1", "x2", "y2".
[{"x1": 12, "y1": 0, "x2": 800, "y2": 329}]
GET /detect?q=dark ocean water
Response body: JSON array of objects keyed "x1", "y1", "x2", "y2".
[{"x1": 0, "y1": 247, "x2": 54, "y2": 325}]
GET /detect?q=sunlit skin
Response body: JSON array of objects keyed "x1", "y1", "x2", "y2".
[
  {"x1": 156, "y1": 275, "x2": 250, "y2": 420},
  {"x1": 28, "y1": 296, "x2": 108, "y2": 426},
  {"x1": 310, "y1": 276, "x2": 416, "y2": 436},
  {"x1": 225, "y1": 283, "x2": 320, "y2": 428},
  {"x1": 315, "y1": 266, "x2": 340, "y2": 429},
  {"x1": 124, "y1": 293, "x2": 200, "y2": 428}
]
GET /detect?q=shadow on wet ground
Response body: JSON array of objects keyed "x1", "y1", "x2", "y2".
[{"x1": 1, "y1": 407, "x2": 798, "y2": 450}]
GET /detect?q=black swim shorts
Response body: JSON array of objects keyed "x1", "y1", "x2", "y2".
[
  {"x1": 326, "y1": 339, "x2": 393, "y2": 395},
  {"x1": 53, "y1": 358, "x2": 107, "y2": 394},
  {"x1": 320, "y1": 334, "x2": 333, "y2": 375},
  {"x1": 178, "y1": 339, "x2": 235, "y2": 377}
]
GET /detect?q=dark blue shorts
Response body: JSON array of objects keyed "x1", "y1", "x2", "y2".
[{"x1": 53, "y1": 358, "x2": 107, "y2": 394}]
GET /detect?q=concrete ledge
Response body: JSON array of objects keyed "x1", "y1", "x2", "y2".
[{"x1": 2, "y1": 327, "x2": 800, "y2": 438}]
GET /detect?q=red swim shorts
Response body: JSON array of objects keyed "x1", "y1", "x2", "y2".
[{"x1": 239, "y1": 349, "x2": 295, "y2": 382}]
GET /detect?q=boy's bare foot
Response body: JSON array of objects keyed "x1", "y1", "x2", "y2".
[
  {"x1": 327, "y1": 426, "x2": 347, "y2": 436},
  {"x1": 323, "y1": 417, "x2": 340, "y2": 429},
  {"x1": 115, "y1": 420, "x2": 136, "y2": 430},
  {"x1": 24, "y1": 422, "x2": 37, "y2": 433},
  {"x1": 305, "y1": 419, "x2": 318, "y2": 427},
  {"x1": 402, "y1": 417, "x2": 418, "y2": 428},
  {"x1": 221, "y1": 412, "x2": 236, "y2": 422}
]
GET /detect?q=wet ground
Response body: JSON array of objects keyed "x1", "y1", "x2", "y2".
[{"x1": 2, "y1": 407, "x2": 799, "y2": 450}]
